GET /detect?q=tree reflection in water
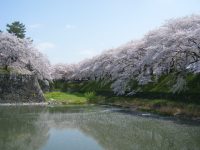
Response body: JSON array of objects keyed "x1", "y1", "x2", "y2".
[
  {"x1": 0, "y1": 105, "x2": 199, "y2": 150},
  {"x1": 0, "y1": 106, "x2": 49, "y2": 150}
]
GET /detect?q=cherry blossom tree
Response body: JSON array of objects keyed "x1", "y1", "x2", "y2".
[
  {"x1": 0, "y1": 32, "x2": 51, "y2": 81},
  {"x1": 52, "y1": 15, "x2": 200, "y2": 95}
]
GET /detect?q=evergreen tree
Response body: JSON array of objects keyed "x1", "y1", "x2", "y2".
[{"x1": 6, "y1": 21, "x2": 26, "y2": 39}]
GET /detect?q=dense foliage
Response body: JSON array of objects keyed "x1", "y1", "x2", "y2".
[{"x1": 52, "y1": 15, "x2": 200, "y2": 95}]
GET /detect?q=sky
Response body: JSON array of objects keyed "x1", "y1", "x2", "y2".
[{"x1": 0, "y1": 0, "x2": 200, "y2": 64}]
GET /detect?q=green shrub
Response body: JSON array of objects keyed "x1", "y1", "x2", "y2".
[{"x1": 84, "y1": 91, "x2": 96, "y2": 101}]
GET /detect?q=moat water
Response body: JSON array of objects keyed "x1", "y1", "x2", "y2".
[{"x1": 0, "y1": 105, "x2": 199, "y2": 150}]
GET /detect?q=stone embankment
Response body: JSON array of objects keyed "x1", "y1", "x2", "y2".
[{"x1": 0, "y1": 73, "x2": 45, "y2": 103}]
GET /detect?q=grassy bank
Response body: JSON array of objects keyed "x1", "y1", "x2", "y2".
[
  {"x1": 44, "y1": 91, "x2": 89, "y2": 104},
  {"x1": 47, "y1": 74, "x2": 200, "y2": 118},
  {"x1": 44, "y1": 91, "x2": 200, "y2": 118},
  {"x1": 103, "y1": 97, "x2": 200, "y2": 118}
]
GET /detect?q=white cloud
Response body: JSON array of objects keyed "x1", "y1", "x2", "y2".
[
  {"x1": 64, "y1": 24, "x2": 75, "y2": 30},
  {"x1": 36, "y1": 42, "x2": 56, "y2": 51},
  {"x1": 29, "y1": 24, "x2": 43, "y2": 29}
]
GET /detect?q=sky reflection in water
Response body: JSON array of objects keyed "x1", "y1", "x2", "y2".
[{"x1": 0, "y1": 105, "x2": 199, "y2": 150}]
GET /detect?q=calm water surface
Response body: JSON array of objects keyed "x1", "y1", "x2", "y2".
[{"x1": 0, "y1": 105, "x2": 199, "y2": 150}]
